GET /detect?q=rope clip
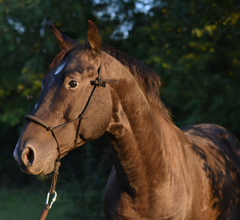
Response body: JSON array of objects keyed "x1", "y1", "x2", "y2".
[{"x1": 46, "y1": 191, "x2": 57, "y2": 209}]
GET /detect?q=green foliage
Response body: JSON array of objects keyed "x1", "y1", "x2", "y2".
[
  {"x1": 59, "y1": 138, "x2": 111, "y2": 220},
  {"x1": 0, "y1": 186, "x2": 75, "y2": 220},
  {"x1": 0, "y1": 0, "x2": 98, "y2": 128},
  {"x1": 0, "y1": 1, "x2": 109, "y2": 218},
  {"x1": 110, "y1": 0, "x2": 240, "y2": 137}
]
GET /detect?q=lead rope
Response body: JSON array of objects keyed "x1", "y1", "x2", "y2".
[
  {"x1": 37, "y1": 126, "x2": 61, "y2": 220},
  {"x1": 38, "y1": 162, "x2": 60, "y2": 220},
  {"x1": 24, "y1": 54, "x2": 118, "y2": 220}
]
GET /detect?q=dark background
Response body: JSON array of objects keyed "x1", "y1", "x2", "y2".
[{"x1": 0, "y1": 0, "x2": 240, "y2": 219}]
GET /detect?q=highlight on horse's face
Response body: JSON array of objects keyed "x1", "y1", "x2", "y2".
[{"x1": 13, "y1": 21, "x2": 112, "y2": 176}]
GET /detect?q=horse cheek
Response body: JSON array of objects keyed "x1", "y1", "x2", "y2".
[{"x1": 80, "y1": 92, "x2": 112, "y2": 141}]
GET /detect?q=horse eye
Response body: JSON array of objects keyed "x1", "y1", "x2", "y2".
[{"x1": 68, "y1": 80, "x2": 78, "y2": 88}]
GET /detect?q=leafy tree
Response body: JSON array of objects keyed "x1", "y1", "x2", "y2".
[
  {"x1": 0, "y1": 0, "x2": 98, "y2": 129},
  {"x1": 0, "y1": 1, "x2": 112, "y2": 219},
  {"x1": 108, "y1": 0, "x2": 240, "y2": 138}
]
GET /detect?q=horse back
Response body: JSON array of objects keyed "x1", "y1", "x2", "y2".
[
  {"x1": 181, "y1": 123, "x2": 240, "y2": 172},
  {"x1": 181, "y1": 123, "x2": 240, "y2": 219}
]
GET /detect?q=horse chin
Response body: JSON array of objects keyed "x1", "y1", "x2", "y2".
[
  {"x1": 38, "y1": 160, "x2": 55, "y2": 176},
  {"x1": 20, "y1": 158, "x2": 55, "y2": 176}
]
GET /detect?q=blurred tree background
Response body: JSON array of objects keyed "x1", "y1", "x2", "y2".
[{"x1": 0, "y1": 0, "x2": 240, "y2": 219}]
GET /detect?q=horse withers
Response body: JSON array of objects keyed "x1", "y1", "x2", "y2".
[{"x1": 13, "y1": 21, "x2": 240, "y2": 219}]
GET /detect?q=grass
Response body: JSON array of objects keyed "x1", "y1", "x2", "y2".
[{"x1": 0, "y1": 185, "x2": 75, "y2": 220}]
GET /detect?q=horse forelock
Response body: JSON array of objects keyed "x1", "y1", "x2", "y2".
[
  {"x1": 49, "y1": 42, "x2": 171, "y2": 120},
  {"x1": 49, "y1": 49, "x2": 70, "y2": 70},
  {"x1": 49, "y1": 43, "x2": 91, "y2": 70}
]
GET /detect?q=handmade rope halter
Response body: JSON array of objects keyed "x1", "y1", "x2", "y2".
[{"x1": 24, "y1": 54, "x2": 118, "y2": 220}]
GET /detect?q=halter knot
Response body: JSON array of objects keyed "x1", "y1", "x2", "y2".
[
  {"x1": 78, "y1": 114, "x2": 84, "y2": 119},
  {"x1": 46, "y1": 126, "x2": 53, "y2": 131},
  {"x1": 91, "y1": 78, "x2": 118, "y2": 87},
  {"x1": 91, "y1": 78, "x2": 105, "y2": 87},
  {"x1": 53, "y1": 161, "x2": 61, "y2": 175}
]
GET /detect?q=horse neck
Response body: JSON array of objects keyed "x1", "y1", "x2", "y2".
[{"x1": 104, "y1": 55, "x2": 188, "y2": 196}]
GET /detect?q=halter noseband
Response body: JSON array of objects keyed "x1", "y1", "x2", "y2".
[{"x1": 24, "y1": 54, "x2": 118, "y2": 196}]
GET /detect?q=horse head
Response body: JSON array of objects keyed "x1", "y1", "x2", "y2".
[{"x1": 13, "y1": 21, "x2": 115, "y2": 176}]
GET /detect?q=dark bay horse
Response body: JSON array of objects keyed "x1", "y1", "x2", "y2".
[{"x1": 13, "y1": 21, "x2": 240, "y2": 219}]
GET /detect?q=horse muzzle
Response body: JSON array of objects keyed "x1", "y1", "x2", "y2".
[{"x1": 13, "y1": 139, "x2": 57, "y2": 176}]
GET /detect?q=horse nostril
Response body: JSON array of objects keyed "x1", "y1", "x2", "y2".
[{"x1": 22, "y1": 147, "x2": 35, "y2": 167}]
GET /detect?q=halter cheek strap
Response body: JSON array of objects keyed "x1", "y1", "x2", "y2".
[{"x1": 24, "y1": 54, "x2": 118, "y2": 202}]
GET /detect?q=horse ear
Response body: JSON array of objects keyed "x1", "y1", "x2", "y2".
[
  {"x1": 87, "y1": 20, "x2": 102, "y2": 54},
  {"x1": 52, "y1": 25, "x2": 79, "y2": 51}
]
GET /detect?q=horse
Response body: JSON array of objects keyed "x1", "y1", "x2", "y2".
[{"x1": 13, "y1": 20, "x2": 240, "y2": 219}]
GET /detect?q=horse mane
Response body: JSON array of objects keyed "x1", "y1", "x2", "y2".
[
  {"x1": 50, "y1": 42, "x2": 171, "y2": 120},
  {"x1": 101, "y1": 44, "x2": 171, "y2": 120}
]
